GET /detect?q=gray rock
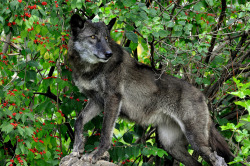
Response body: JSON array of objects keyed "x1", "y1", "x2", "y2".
[{"x1": 59, "y1": 155, "x2": 117, "y2": 166}]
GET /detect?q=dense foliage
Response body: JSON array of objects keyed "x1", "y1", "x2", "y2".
[{"x1": 0, "y1": 0, "x2": 249, "y2": 165}]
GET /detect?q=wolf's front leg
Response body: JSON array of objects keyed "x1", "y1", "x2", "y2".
[
  {"x1": 72, "y1": 100, "x2": 101, "y2": 157},
  {"x1": 82, "y1": 94, "x2": 122, "y2": 163}
]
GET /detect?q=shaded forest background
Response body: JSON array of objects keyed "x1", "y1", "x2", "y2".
[{"x1": 0, "y1": 0, "x2": 249, "y2": 165}]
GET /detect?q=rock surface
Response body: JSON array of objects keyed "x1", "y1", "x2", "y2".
[{"x1": 59, "y1": 155, "x2": 117, "y2": 166}]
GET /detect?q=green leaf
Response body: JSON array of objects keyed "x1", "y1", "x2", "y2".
[
  {"x1": 71, "y1": 0, "x2": 77, "y2": 9},
  {"x1": 10, "y1": 1, "x2": 18, "y2": 10},
  {"x1": 142, "y1": 147, "x2": 150, "y2": 156},
  {"x1": 166, "y1": 21, "x2": 175, "y2": 28},
  {"x1": 152, "y1": 32, "x2": 159, "y2": 38},
  {"x1": 51, "y1": 17, "x2": 59, "y2": 25},
  {"x1": 16, "y1": 81, "x2": 25, "y2": 86},
  {"x1": 148, "y1": 8, "x2": 157, "y2": 17},
  {"x1": 24, "y1": 140, "x2": 32, "y2": 149},
  {"x1": 242, "y1": 139, "x2": 250, "y2": 155},
  {"x1": 15, "y1": 112, "x2": 21, "y2": 121},
  {"x1": 202, "y1": 77, "x2": 210, "y2": 85},
  {"x1": 4, "y1": 135, "x2": 10, "y2": 143},
  {"x1": 186, "y1": 23, "x2": 193, "y2": 30},
  {"x1": 0, "y1": 111, "x2": 4, "y2": 119},
  {"x1": 21, "y1": 114, "x2": 27, "y2": 123},
  {"x1": 31, "y1": 9, "x2": 40, "y2": 17},
  {"x1": 195, "y1": 77, "x2": 202, "y2": 85},
  {"x1": 0, "y1": 16, "x2": 4, "y2": 23},
  {"x1": 230, "y1": 91, "x2": 246, "y2": 99},
  {"x1": 132, "y1": 146, "x2": 140, "y2": 157},
  {"x1": 26, "y1": 113, "x2": 35, "y2": 122},
  {"x1": 234, "y1": 101, "x2": 249, "y2": 111},
  {"x1": 26, "y1": 70, "x2": 37, "y2": 81},
  {"x1": 39, "y1": 8, "x2": 46, "y2": 16},
  {"x1": 163, "y1": 13, "x2": 170, "y2": 20},
  {"x1": 55, "y1": 112, "x2": 63, "y2": 124},
  {"x1": 125, "y1": 146, "x2": 132, "y2": 157},
  {"x1": 221, "y1": 123, "x2": 236, "y2": 131},
  {"x1": 25, "y1": 127, "x2": 34, "y2": 137},
  {"x1": 134, "y1": 125, "x2": 143, "y2": 137},
  {"x1": 34, "y1": 153, "x2": 41, "y2": 159},
  {"x1": 205, "y1": 0, "x2": 214, "y2": 6},
  {"x1": 17, "y1": 126, "x2": 25, "y2": 136},
  {"x1": 241, "y1": 116, "x2": 250, "y2": 122},
  {"x1": 159, "y1": 30, "x2": 169, "y2": 38},
  {"x1": 117, "y1": 147, "x2": 124, "y2": 160},
  {"x1": 21, "y1": 30, "x2": 28, "y2": 38},
  {"x1": 0, "y1": 89, "x2": 5, "y2": 98},
  {"x1": 123, "y1": 132, "x2": 133, "y2": 144},
  {"x1": 156, "y1": 149, "x2": 167, "y2": 157},
  {"x1": 28, "y1": 61, "x2": 40, "y2": 68},
  {"x1": 193, "y1": 2, "x2": 203, "y2": 11},
  {"x1": 19, "y1": 143, "x2": 25, "y2": 154},
  {"x1": 40, "y1": 26, "x2": 49, "y2": 36},
  {"x1": 123, "y1": 0, "x2": 136, "y2": 7},
  {"x1": 126, "y1": 31, "x2": 138, "y2": 43},
  {"x1": 76, "y1": 0, "x2": 82, "y2": 10},
  {"x1": 44, "y1": 151, "x2": 51, "y2": 160},
  {"x1": 174, "y1": 25, "x2": 183, "y2": 31},
  {"x1": 179, "y1": 21, "x2": 186, "y2": 26},
  {"x1": 2, "y1": 123, "x2": 13, "y2": 134},
  {"x1": 229, "y1": 156, "x2": 244, "y2": 164},
  {"x1": 139, "y1": 11, "x2": 148, "y2": 20}
]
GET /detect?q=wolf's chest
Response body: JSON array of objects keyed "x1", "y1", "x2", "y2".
[{"x1": 73, "y1": 77, "x2": 99, "y2": 92}]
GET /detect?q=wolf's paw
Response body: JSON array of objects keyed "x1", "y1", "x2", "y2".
[{"x1": 209, "y1": 151, "x2": 227, "y2": 166}]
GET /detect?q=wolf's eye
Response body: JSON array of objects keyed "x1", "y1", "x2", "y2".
[
  {"x1": 91, "y1": 35, "x2": 95, "y2": 39},
  {"x1": 105, "y1": 36, "x2": 108, "y2": 41}
]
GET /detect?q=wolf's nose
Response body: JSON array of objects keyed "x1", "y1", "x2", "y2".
[{"x1": 105, "y1": 51, "x2": 113, "y2": 58}]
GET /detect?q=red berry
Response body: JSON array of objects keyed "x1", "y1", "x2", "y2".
[{"x1": 41, "y1": 2, "x2": 47, "y2": 5}]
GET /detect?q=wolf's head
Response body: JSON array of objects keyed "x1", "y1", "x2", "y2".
[{"x1": 70, "y1": 14, "x2": 116, "y2": 64}]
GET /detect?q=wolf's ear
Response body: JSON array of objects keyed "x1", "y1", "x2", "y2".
[
  {"x1": 70, "y1": 14, "x2": 86, "y2": 36},
  {"x1": 107, "y1": 18, "x2": 116, "y2": 31}
]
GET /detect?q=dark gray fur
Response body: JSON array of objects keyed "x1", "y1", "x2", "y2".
[{"x1": 68, "y1": 14, "x2": 232, "y2": 166}]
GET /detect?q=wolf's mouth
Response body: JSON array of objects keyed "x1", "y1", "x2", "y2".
[{"x1": 94, "y1": 54, "x2": 109, "y2": 61}]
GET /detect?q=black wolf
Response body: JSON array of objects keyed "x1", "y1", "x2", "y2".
[{"x1": 68, "y1": 14, "x2": 232, "y2": 166}]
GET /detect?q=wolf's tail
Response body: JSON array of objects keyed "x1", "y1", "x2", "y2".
[{"x1": 209, "y1": 124, "x2": 233, "y2": 163}]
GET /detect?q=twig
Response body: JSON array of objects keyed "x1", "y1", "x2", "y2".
[
  {"x1": 150, "y1": 37, "x2": 155, "y2": 69},
  {"x1": 1, "y1": 33, "x2": 12, "y2": 58},
  {"x1": 231, "y1": 31, "x2": 249, "y2": 60},
  {"x1": 205, "y1": 0, "x2": 226, "y2": 63}
]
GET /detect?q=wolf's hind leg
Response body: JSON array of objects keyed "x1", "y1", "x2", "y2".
[
  {"x1": 157, "y1": 123, "x2": 201, "y2": 166},
  {"x1": 184, "y1": 125, "x2": 227, "y2": 166},
  {"x1": 72, "y1": 100, "x2": 101, "y2": 156}
]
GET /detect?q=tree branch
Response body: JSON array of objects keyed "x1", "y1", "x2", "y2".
[
  {"x1": 220, "y1": 109, "x2": 247, "y2": 121},
  {"x1": 150, "y1": 37, "x2": 155, "y2": 69},
  {"x1": 34, "y1": 66, "x2": 75, "y2": 141},
  {"x1": 204, "y1": 62, "x2": 249, "y2": 99},
  {"x1": 146, "y1": 0, "x2": 152, "y2": 8},
  {"x1": 230, "y1": 31, "x2": 249, "y2": 60},
  {"x1": 1, "y1": 33, "x2": 12, "y2": 58},
  {"x1": 170, "y1": 0, "x2": 181, "y2": 20},
  {"x1": 205, "y1": 0, "x2": 226, "y2": 63}
]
